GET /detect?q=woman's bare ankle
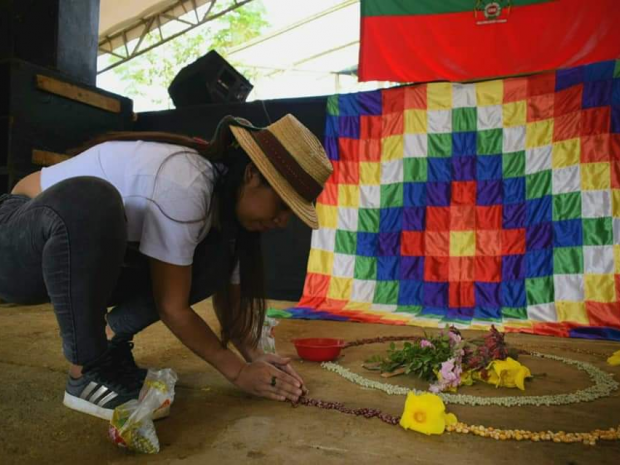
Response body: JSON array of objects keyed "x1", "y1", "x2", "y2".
[{"x1": 69, "y1": 364, "x2": 83, "y2": 379}]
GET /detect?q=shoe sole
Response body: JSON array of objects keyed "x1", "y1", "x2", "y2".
[{"x1": 63, "y1": 392, "x2": 170, "y2": 421}]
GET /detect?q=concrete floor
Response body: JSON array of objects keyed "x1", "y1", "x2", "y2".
[{"x1": 1, "y1": 299, "x2": 620, "y2": 465}]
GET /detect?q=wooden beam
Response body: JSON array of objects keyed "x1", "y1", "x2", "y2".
[
  {"x1": 32, "y1": 150, "x2": 70, "y2": 167},
  {"x1": 35, "y1": 75, "x2": 121, "y2": 113}
]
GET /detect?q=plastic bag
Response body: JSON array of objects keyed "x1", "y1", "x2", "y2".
[
  {"x1": 108, "y1": 368, "x2": 178, "y2": 454},
  {"x1": 259, "y1": 316, "x2": 279, "y2": 354}
]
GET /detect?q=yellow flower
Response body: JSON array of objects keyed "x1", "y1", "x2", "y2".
[
  {"x1": 485, "y1": 357, "x2": 532, "y2": 390},
  {"x1": 608, "y1": 350, "x2": 620, "y2": 366},
  {"x1": 460, "y1": 370, "x2": 475, "y2": 386},
  {"x1": 399, "y1": 392, "x2": 457, "y2": 435}
]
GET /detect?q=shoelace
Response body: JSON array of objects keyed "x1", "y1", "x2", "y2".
[
  {"x1": 84, "y1": 347, "x2": 143, "y2": 394},
  {"x1": 110, "y1": 340, "x2": 147, "y2": 386},
  {"x1": 110, "y1": 340, "x2": 140, "y2": 370}
]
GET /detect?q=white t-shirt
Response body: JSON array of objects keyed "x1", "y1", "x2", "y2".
[{"x1": 40, "y1": 141, "x2": 240, "y2": 282}]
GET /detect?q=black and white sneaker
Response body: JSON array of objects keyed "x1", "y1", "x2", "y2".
[
  {"x1": 107, "y1": 339, "x2": 171, "y2": 420},
  {"x1": 63, "y1": 348, "x2": 144, "y2": 420},
  {"x1": 63, "y1": 348, "x2": 169, "y2": 420}
]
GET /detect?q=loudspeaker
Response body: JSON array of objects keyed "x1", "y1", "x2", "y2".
[
  {"x1": 168, "y1": 50, "x2": 253, "y2": 108},
  {"x1": 0, "y1": 59, "x2": 133, "y2": 194},
  {"x1": 0, "y1": 0, "x2": 100, "y2": 85}
]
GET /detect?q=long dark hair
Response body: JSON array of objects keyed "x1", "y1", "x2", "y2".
[{"x1": 73, "y1": 116, "x2": 266, "y2": 349}]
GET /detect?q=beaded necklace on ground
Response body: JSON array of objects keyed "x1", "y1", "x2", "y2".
[
  {"x1": 293, "y1": 335, "x2": 620, "y2": 446},
  {"x1": 324, "y1": 337, "x2": 618, "y2": 407},
  {"x1": 519, "y1": 345, "x2": 611, "y2": 359},
  {"x1": 292, "y1": 396, "x2": 620, "y2": 446}
]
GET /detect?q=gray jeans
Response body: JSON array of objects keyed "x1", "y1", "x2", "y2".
[{"x1": 0, "y1": 177, "x2": 232, "y2": 365}]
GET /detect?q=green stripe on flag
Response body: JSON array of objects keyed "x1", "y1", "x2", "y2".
[
  {"x1": 396, "y1": 306, "x2": 423, "y2": 315},
  {"x1": 362, "y1": 0, "x2": 553, "y2": 17},
  {"x1": 501, "y1": 307, "x2": 528, "y2": 320},
  {"x1": 476, "y1": 318, "x2": 503, "y2": 323},
  {"x1": 335, "y1": 230, "x2": 357, "y2": 255},
  {"x1": 327, "y1": 95, "x2": 339, "y2": 116},
  {"x1": 267, "y1": 308, "x2": 292, "y2": 318},
  {"x1": 374, "y1": 281, "x2": 399, "y2": 304}
]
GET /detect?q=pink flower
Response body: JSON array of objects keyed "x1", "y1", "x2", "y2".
[
  {"x1": 420, "y1": 339, "x2": 433, "y2": 348},
  {"x1": 430, "y1": 358, "x2": 463, "y2": 393},
  {"x1": 448, "y1": 331, "x2": 462, "y2": 346},
  {"x1": 440, "y1": 359, "x2": 461, "y2": 383}
]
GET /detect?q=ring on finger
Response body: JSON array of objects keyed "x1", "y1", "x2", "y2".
[{"x1": 270, "y1": 375, "x2": 277, "y2": 387}]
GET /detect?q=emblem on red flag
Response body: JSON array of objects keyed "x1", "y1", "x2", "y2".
[{"x1": 475, "y1": 0, "x2": 512, "y2": 24}]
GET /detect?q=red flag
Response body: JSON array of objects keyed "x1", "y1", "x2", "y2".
[{"x1": 359, "y1": 0, "x2": 620, "y2": 82}]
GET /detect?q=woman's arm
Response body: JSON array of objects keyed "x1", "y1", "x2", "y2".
[
  {"x1": 224, "y1": 284, "x2": 264, "y2": 362},
  {"x1": 150, "y1": 258, "x2": 244, "y2": 380},
  {"x1": 149, "y1": 258, "x2": 303, "y2": 401},
  {"x1": 223, "y1": 284, "x2": 306, "y2": 391}
]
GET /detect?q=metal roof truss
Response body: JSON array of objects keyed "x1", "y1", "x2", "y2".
[{"x1": 98, "y1": 0, "x2": 255, "y2": 74}]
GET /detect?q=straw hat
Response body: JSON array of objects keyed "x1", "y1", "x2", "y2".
[{"x1": 229, "y1": 114, "x2": 333, "y2": 229}]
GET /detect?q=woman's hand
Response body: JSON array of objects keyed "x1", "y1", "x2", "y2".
[
  {"x1": 252, "y1": 353, "x2": 307, "y2": 394},
  {"x1": 233, "y1": 360, "x2": 303, "y2": 402}
]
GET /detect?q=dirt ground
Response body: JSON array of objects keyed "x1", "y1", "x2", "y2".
[{"x1": 1, "y1": 299, "x2": 619, "y2": 465}]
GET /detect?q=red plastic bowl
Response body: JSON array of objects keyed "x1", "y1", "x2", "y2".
[{"x1": 292, "y1": 338, "x2": 346, "y2": 362}]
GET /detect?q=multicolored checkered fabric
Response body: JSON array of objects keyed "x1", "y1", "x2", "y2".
[{"x1": 291, "y1": 60, "x2": 620, "y2": 339}]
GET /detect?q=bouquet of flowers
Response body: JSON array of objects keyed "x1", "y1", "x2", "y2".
[{"x1": 365, "y1": 326, "x2": 530, "y2": 393}]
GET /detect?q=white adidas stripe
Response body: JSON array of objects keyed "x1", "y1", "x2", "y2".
[
  {"x1": 89, "y1": 385, "x2": 110, "y2": 404},
  {"x1": 97, "y1": 391, "x2": 119, "y2": 407},
  {"x1": 79, "y1": 382, "x2": 98, "y2": 400},
  {"x1": 77, "y1": 382, "x2": 120, "y2": 408}
]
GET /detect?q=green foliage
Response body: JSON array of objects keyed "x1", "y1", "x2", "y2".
[
  {"x1": 108, "y1": 0, "x2": 269, "y2": 106},
  {"x1": 365, "y1": 326, "x2": 511, "y2": 387},
  {"x1": 367, "y1": 335, "x2": 454, "y2": 382}
]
